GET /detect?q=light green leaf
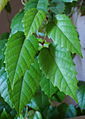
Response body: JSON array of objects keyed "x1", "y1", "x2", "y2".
[
  {"x1": 40, "y1": 76, "x2": 57, "y2": 98},
  {"x1": 37, "y1": 0, "x2": 48, "y2": 12},
  {"x1": 5, "y1": 32, "x2": 39, "y2": 87},
  {"x1": 11, "y1": 10, "x2": 24, "y2": 35},
  {"x1": 25, "y1": 0, "x2": 48, "y2": 12},
  {"x1": 12, "y1": 59, "x2": 41, "y2": 113},
  {"x1": 0, "y1": 67, "x2": 12, "y2": 107},
  {"x1": 77, "y1": 85, "x2": 85, "y2": 110},
  {"x1": 23, "y1": 8, "x2": 46, "y2": 38},
  {"x1": 61, "y1": 0, "x2": 77, "y2": 2},
  {"x1": 39, "y1": 44, "x2": 78, "y2": 102},
  {"x1": 33, "y1": 111, "x2": 42, "y2": 119},
  {"x1": 47, "y1": 14, "x2": 82, "y2": 56},
  {"x1": 0, "y1": 0, "x2": 9, "y2": 12}
]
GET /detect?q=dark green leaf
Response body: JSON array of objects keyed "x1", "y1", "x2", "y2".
[
  {"x1": 65, "y1": 104, "x2": 77, "y2": 118},
  {"x1": 77, "y1": 85, "x2": 85, "y2": 110},
  {"x1": 0, "y1": 67, "x2": 12, "y2": 107},
  {"x1": 28, "y1": 92, "x2": 49, "y2": 111},
  {"x1": 0, "y1": 33, "x2": 8, "y2": 61}
]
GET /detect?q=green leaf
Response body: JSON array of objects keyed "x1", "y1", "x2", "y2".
[
  {"x1": 28, "y1": 92, "x2": 49, "y2": 111},
  {"x1": 5, "y1": 32, "x2": 24, "y2": 86},
  {"x1": 0, "y1": 33, "x2": 8, "y2": 61},
  {"x1": 65, "y1": 104, "x2": 77, "y2": 118},
  {"x1": 45, "y1": 106, "x2": 58, "y2": 119},
  {"x1": 36, "y1": 0, "x2": 48, "y2": 12},
  {"x1": 30, "y1": 111, "x2": 42, "y2": 119},
  {"x1": 0, "y1": 0, "x2": 9, "y2": 12},
  {"x1": 49, "y1": 0, "x2": 65, "y2": 14},
  {"x1": 47, "y1": 14, "x2": 82, "y2": 56},
  {"x1": 39, "y1": 44, "x2": 78, "y2": 102},
  {"x1": 54, "y1": 103, "x2": 77, "y2": 118},
  {"x1": 5, "y1": 32, "x2": 39, "y2": 87},
  {"x1": 33, "y1": 111, "x2": 42, "y2": 119},
  {"x1": 25, "y1": 0, "x2": 48, "y2": 12},
  {"x1": 23, "y1": 8, "x2": 46, "y2": 38},
  {"x1": 51, "y1": 90, "x2": 65, "y2": 102},
  {"x1": 11, "y1": 59, "x2": 41, "y2": 113},
  {"x1": 61, "y1": 0, "x2": 77, "y2": 2},
  {"x1": 11, "y1": 10, "x2": 24, "y2": 35},
  {"x1": 0, "y1": 109, "x2": 9, "y2": 119},
  {"x1": 0, "y1": 33, "x2": 9, "y2": 40},
  {"x1": 40, "y1": 76, "x2": 57, "y2": 98},
  {"x1": 0, "y1": 67, "x2": 12, "y2": 107},
  {"x1": 77, "y1": 85, "x2": 85, "y2": 110},
  {"x1": 25, "y1": 0, "x2": 38, "y2": 10}
]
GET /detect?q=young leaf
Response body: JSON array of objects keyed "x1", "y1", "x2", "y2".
[
  {"x1": 25, "y1": 0, "x2": 48, "y2": 12},
  {"x1": 39, "y1": 44, "x2": 78, "y2": 102},
  {"x1": 5, "y1": 32, "x2": 39, "y2": 87},
  {"x1": 47, "y1": 14, "x2": 82, "y2": 56},
  {"x1": 77, "y1": 85, "x2": 85, "y2": 110},
  {"x1": 40, "y1": 76, "x2": 58, "y2": 98},
  {"x1": 23, "y1": 8, "x2": 46, "y2": 38},
  {"x1": 12, "y1": 59, "x2": 41, "y2": 113},
  {"x1": 11, "y1": 10, "x2": 24, "y2": 35},
  {"x1": 0, "y1": 0, "x2": 9, "y2": 12},
  {"x1": 0, "y1": 67, "x2": 12, "y2": 107}
]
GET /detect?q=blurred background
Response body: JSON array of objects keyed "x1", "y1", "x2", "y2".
[{"x1": 0, "y1": 0, "x2": 22, "y2": 34}]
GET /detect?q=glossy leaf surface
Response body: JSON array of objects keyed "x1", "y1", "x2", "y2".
[
  {"x1": 23, "y1": 8, "x2": 46, "y2": 38},
  {"x1": 39, "y1": 44, "x2": 78, "y2": 101},
  {"x1": 47, "y1": 14, "x2": 81, "y2": 56},
  {"x1": 12, "y1": 59, "x2": 41, "y2": 113}
]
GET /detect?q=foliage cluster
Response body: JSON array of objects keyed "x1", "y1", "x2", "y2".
[{"x1": 0, "y1": 0, "x2": 85, "y2": 118}]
